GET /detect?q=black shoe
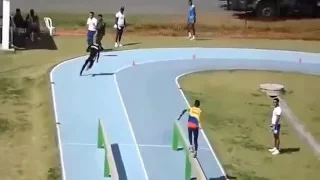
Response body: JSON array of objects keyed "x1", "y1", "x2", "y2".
[{"x1": 193, "y1": 151, "x2": 197, "y2": 158}]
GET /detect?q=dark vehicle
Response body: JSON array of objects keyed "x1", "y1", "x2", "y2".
[{"x1": 230, "y1": 0, "x2": 320, "y2": 17}]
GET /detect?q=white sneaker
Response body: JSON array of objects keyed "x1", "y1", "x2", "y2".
[
  {"x1": 190, "y1": 36, "x2": 195, "y2": 40},
  {"x1": 268, "y1": 147, "x2": 277, "y2": 152},
  {"x1": 119, "y1": 43, "x2": 123, "y2": 47},
  {"x1": 114, "y1": 42, "x2": 118, "y2": 47},
  {"x1": 272, "y1": 149, "x2": 280, "y2": 155},
  {"x1": 188, "y1": 32, "x2": 192, "y2": 39}
]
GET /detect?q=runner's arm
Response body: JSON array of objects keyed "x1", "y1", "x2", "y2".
[
  {"x1": 86, "y1": 45, "x2": 90, "y2": 52},
  {"x1": 177, "y1": 109, "x2": 189, "y2": 120},
  {"x1": 114, "y1": 13, "x2": 119, "y2": 26},
  {"x1": 194, "y1": 6, "x2": 196, "y2": 23}
]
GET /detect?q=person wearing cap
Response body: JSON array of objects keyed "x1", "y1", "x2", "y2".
[{"x1": 114, "y1": 6, "x2": 126, "y2": 47}]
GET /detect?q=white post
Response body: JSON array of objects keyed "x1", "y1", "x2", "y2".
[{"x1": 1, "y1": 0, "x2": 10, "y2": 50}]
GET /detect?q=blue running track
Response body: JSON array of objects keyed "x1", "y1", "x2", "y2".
[{"x1": 50, "y1": 48, "x2": 320, "y2": 180}]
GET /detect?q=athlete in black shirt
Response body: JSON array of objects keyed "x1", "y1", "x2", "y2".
[{"x1": 80, "y1": 44, "x2": 101, "y2": 76}]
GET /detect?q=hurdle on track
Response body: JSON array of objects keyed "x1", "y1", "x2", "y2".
[
  {"x1": 172, "y1": 120, "x2": 207, "y2": 180},
  {"x1": 97, "y1": 119, "x2": 119, "y2": 179}
]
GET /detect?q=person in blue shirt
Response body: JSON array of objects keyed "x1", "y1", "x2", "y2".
[{"x1": 187, "y1": 0, "x2": 196, "y2": 40}]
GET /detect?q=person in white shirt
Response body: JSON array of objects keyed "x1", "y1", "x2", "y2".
[
  {"x1": 268, "y1": 98, "x2": 282, "y2": 155},
  {"x1": 86, "y1": 12, "x2": 97, "y2": 46},
  {"x1": 114, "y1": 6, "x2": 126, "y2": 47}
]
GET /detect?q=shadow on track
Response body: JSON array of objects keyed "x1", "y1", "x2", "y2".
[{"x1": 111, "y1": 143, "x2": 128, "y2": 180}]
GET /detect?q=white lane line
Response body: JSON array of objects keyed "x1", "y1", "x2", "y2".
[
  {"x1": 62, "y1": 142, "x2": 211, "y2": 151},
  {"x1": 175, "y1": 71, "x2": 229, "y2": 178},
  {"x1": 113, "y1": 75, "x2": 150, "y2": 180},
  {"x1": 49, "y1": 57, "x2": 85, "y2": 180}
]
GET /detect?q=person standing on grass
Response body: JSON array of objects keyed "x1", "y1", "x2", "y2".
[
  {"x1": 80, "y1": 43, "x2": 101, "y2": 76},
  {"x1": 268, "y1": 98, "x2": 282, "y2": 155},
  {"x1": 114, "y1": 6, "x2": 126, "y2": 47},
  {"x1": 187, "y1": 0, "x2": 196, "y2": 40},
  {"x1": 177, "y1": 99, "x2": 202, "y2": 158},
  {"x1": 94, "y1": 14, "x2": 106, "y2": 50},
  {"x1": 86, "y1": 12, "x2": 97, "y2": 46}
]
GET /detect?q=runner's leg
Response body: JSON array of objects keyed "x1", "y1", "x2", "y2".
[
  {"x1": 193, "y1": 127, "x2": 199, "y2": 157},
  {"x1": 188, "y1": 127, "x2": 194, "y2": 152}
]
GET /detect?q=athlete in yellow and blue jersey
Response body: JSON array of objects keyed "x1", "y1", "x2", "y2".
[{"x1": 177, "y1": 99, "x2": 202, "y2": 157}]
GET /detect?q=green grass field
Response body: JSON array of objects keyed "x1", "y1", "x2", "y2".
[
  {"x1": 179, "y1": 70, "x2": 320, "y2": 180},
  {"x1": 1, "y1": 35, "x2": 320, "y2": 180}
]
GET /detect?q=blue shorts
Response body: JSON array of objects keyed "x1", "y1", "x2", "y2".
[
  {"x1": 188, "y1": 16, "x2": 195, "y2": 24},
  {"x1": 272, "y1": 124, "x2": 281, "y2": 135}
]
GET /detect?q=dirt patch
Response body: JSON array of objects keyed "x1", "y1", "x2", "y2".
[{"x1": 55, "y1": 26, "x2": 320, "y2": 40}]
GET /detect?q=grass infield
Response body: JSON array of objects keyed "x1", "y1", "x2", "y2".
[{"x1": 179, "y1": 70, "x2": 320, "y2": 180}]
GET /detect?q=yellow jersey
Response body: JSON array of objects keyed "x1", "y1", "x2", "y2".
[{"x1": 187, "y1": 106, "x2": 202, "y2": 128}]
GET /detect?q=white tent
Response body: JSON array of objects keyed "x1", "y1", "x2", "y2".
[{"x1": 1, "y1": 0, "x2": 10, "y2": 50}]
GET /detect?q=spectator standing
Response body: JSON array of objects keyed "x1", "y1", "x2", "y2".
[
  {"x1": 13, "y1": 9, "x2": 26, "y2": 29},
  {"x1": 114, "y1": 6, "x2": 126, "y2": 47},
  {"x1": 268, "y1": 98, "x2": 282, "y2": 155},
  {"x1": 94, "y1": 14, "x2": 106, "y2": 50},
  {"x1": 187, "y1": 0, "x2": 196, "y2": 40},
  {"x1": 86, "y1": 12, "x2": 97, "y2": 46},
  {"x1": 25, "y1": 9, "x2": 40, "y2": 41}
]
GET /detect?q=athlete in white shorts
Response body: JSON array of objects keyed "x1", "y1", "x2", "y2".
[{"x1": 269, "y1": 98, "x2": 282, "y2": 155}]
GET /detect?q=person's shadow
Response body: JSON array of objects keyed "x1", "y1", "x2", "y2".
[
  {"x1": 190, "y1": 174, "x2": 237, "y2": 180},
  {"x1": 280, "y1": 147, "x2": 300, "y2": 154}
]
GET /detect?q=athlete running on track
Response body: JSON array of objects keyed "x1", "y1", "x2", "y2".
[
  {"x1": 80, "y1": 43, "x2": 101, "y2": 76},
  {"x1": 178, "y1": 99, "x2": 202, "y2": 157}
]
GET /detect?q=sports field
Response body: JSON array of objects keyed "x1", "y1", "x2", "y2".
[
  {"x1": 46, "y1": 12, "x2": 320, "y2": 40},
  {"x1": 1, "y1": 35, "x2": 320, "y2": 180},
  {"x1": 179, "y1": 70, "x2": 320, "y2": 180}
]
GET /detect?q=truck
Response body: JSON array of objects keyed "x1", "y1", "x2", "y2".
[{"x1": 230, "y1": 0, "x2": 320, "y2": 17}]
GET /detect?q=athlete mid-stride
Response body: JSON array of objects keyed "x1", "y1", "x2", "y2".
[
  {"x1": 177, "y1": 100, "x2": 202, "y2": 158},
  {"x1": 80, "y1": 43, "x2": 101, "y2": 76}
]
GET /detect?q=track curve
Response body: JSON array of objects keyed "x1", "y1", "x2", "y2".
[{"x1": 50, "y1": 48, "x2": 320, "y2": 180}]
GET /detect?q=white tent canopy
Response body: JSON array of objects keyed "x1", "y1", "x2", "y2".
[{"x1": 1, "y1": 0, "x2": 10, "y2": 50}]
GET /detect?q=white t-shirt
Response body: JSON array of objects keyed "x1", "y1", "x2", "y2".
[
  {"x1": 271, "y1": 106, "x2": 282, "y2": 125},
  {"x1": 87, "y1": 17, "x2": 97, "y2": 31},
  {"x1": 115, "y1": 11, "x2": 125, "y2": 27}
]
